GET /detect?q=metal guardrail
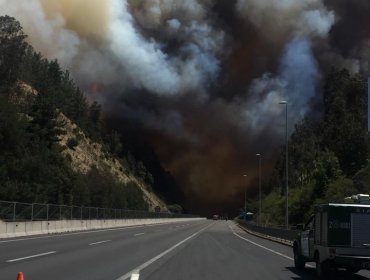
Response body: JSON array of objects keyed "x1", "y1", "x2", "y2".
[
  {"x1": 237, "y1": 219, "x2": 299, "y2": 242},
  {"x1": 0, "y1": 201, "x2": 197, "y2": 222}
]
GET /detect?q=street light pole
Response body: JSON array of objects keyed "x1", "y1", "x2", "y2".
[
  {"x1": 279, "y1": 101, "x2": 289, "y2": 229},
  {"x1": 243, "y1": 174, "x2": 247, "y2": 214},
  {"x1": 256, "y1": 154, "x2": 261, "y2": 226}
]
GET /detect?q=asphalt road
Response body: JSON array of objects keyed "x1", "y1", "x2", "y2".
[{"x1": 0, "y1": 220, "x2": 369, "y2": 280}]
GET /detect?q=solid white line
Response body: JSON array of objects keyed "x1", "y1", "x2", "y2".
[
  {"x1": 89, "y1": 240, "x2": 111, "y2": 246},
  {"x1": 229, "y1": 223, "x2": 315, "y2": 269},
  {"x1": 228, "y1": 223, "x2": 294, "y2": 261},
  {"x1": 134, "y1": 233, "x2": 145, "y2": 236},
  {"x1": 130, "y1": 272, "x2": 140, "y2": 280},
  {"x1": 115, "y1": 222, "x2": 214, "y2": 280},
  {"x1": 7, "y1": 251, "x2": 56, "y2": 263}
]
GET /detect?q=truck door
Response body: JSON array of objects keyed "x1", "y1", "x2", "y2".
[{"x1": 301, "y1": 216, "x2": 314, "y2": 258}]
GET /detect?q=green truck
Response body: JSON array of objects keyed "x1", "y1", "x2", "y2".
[{"x1": 293, "y1": 195, "x2": 370, "y2": 278}]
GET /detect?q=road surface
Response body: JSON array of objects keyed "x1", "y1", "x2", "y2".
[{"x1": 0, "y1": 220, "x2": 369, "y2": 279}]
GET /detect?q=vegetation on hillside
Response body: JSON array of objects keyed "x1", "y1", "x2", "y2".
[
  {"x1": 0, "y1": 15, "x2": 174, "y2": 211},
  {"x1": 247, "y1": 69, "x2": 370, "y2": 226}
]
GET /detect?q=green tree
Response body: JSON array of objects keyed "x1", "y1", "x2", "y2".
[
  {"x1": 322, "y1": 69, "x2": 368, "y2": 176},
  {"x1": 289, "y1": 118, "x2": 321, "y2": 188},
  {"x1": 28, "y1": 93, "x2": 63, "y2": 148},
  {"x1": 0, "y1": 15, "x2": 27, "y2": 85},
  {"x1": 325, "y1": 177, "x2": 357, "y2": 203},
  {"x1": 312, "y1": 150, "x2": 342, "y2": 198},
  {"x1": 125, "y1": 181, "x2": 148, "y2": 211},
  {"x1": 352, "y1": 165, "x2": 370, "y2": 194}
]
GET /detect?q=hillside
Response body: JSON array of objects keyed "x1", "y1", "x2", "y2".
[
  {"x1": 246, "y1": 69, "x2": 370, "y2": 226},
  {"x1": 58, "y1": 113, "x2": 167, "y2": 211},
  {"x1": 0, "y1": 16, "x2": 169, "y2": 212}
]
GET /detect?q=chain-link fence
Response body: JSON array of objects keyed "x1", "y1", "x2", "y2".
[{"x1": 0, "y1": 201, "x2": 197, "y2": 222}]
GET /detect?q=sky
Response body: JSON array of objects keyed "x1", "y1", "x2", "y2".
[{"x1": 1, "y1": 0, "x2": 370, "y2": 215}]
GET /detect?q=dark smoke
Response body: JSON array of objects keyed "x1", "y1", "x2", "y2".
[{"x1": 2, "y1": 1, "x2": 370, "y2": 215}]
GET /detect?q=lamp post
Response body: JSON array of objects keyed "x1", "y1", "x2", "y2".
[
  {"x1": 256, "y1": 153, "x2": 261, "y2": 226},
  {"x1": 279, "y1": 100, "x2": 289, "y2": 229},
  {"x1": 243, "y1": 174, "x2": 247, "y2": 214}
]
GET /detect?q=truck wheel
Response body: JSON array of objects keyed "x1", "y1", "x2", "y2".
[
  {"x1": 315, "y1": 253, "x2": 330, "y2": 279},
  {"x1": 294, "y1": 247, "x2": 305, "y2": 269}
]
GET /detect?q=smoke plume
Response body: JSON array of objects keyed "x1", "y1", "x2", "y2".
[{"x1": 1, "y1": 0, "x2": 370, "y2": 214}]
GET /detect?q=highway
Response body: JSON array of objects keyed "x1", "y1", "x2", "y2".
[{"x1": 0, "y1": 220, "x2": 369, "y2": 280}]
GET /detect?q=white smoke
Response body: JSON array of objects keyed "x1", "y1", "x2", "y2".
[
  {"x1": 108, "y1": 0, "x2": 181, "y2": 94},
  {"x1": 0, "y1": 0, "x2": 81, "y2": 67},
  {"x1": 0, "y1": 0, "x2": 224, "y2": 95},
  {"x1": 235, "y1": 0, "x2": 333, "y2": 136},
  {"x1": 297, "y1": 9, "x2": 335, "y2": 38},
  {"x1": 128, "y1": 0, "x2": 224, "y2": 93},
  {"x1": 245, "y1": 37, "x2": 319, "y2": 135}
]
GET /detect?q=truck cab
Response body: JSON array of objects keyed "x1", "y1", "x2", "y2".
[{"x1": 293, "y1": 195, "x2": 370, "y2": 278}]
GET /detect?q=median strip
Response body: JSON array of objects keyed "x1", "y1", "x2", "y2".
[
  {"x1": 7, "y1": 251, "x2": 56, "y2": 263},
  {"x1": 89, "y1": 240, "x2": 111, "y2": 246}
]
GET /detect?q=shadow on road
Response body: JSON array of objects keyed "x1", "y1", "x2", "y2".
[{"x1": 286, "y1": 266, "x2": 370, "y2": 280}]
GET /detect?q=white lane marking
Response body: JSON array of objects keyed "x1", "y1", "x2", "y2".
[
  {"x1": 229, "y1": 223, "x2": 293, "y2": 261},
  {"x1": 7, "y1": 251, "x2": 56, "y2": 263},
  {"x1": 116, "y1": 222, "x2": 214, "y2": 280},
  {"x1": 130, "y1": 272, "x2": 140, "y2": 280},
  {"x1": 134, "y1": 233, "x2": 145, "y2": 237},
  {"x1": 89, "y1": 240, "x2": 111, "y2": 246},
  {"x1": 229, "y1": 223, "x2": 315, "y2": 269},
  {"x1": 0, "y1": 221, "x2": 204, "y2": 243}
]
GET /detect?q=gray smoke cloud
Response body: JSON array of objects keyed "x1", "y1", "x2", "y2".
[
  {"x1": 245, "y1": 37, "x2": 319, "y2": 136},
  {"x1": 0, "y1": 0, "x2": 224, "y2": 95},
  {"x1": 236, "y1": 0, "x2": 335, "y2": 41},
  {"x1": 1, "y1": 0, "x2": 370, "y2": 212}
]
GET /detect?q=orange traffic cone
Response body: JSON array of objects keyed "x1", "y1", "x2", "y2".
[{"x1": 17, "y1": 272, "x2": 24, "y2": 280}]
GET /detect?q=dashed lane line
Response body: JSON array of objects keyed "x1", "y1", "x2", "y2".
[
  {"x1": 89, "y1": 240, "x2": 111, "y2": 246},
  {"x1": 7, "y1": 251, "x2": 56, "y2": 263},
  {"x1": 115, "y1": 222, "x2": 214, "y2": 280}
]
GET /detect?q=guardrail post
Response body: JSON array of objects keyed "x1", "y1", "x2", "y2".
[
  {"x1": 80, "y1": 207, "x2": 83, "y2": 220},
  {"x1": 13, "y1": 202, "x2": 16, "y2": 221},
  {"x1": 70, "y1": 206, "x2": 73, "y2": 220},
  {"x1": 46, "y1": 204, "x2": 49, "y2": 220},
  {"x1": 59, "y1": 205, "x2": 62, "y2": 220},
  {"x1": 31, "y1": 203, "x2": 34, "y2": 221}
]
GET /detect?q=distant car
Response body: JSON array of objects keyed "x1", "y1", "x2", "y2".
[
  {"x1": 293, "y1": 200, "x2": 370, "y2": 278},
  {"x1": 213, "y1": 214, "x2": 219, "y2": 220}
]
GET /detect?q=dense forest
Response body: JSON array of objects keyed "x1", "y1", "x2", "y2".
[
  {"x1": 247, "y1": 69, "x2": 370, "y2": 226},
  {"x1": 0, "y1": 16, "x2": 181, "y2": 211}
]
